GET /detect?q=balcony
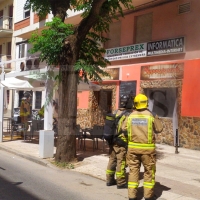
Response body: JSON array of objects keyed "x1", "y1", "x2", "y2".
[
  {"x1": 0, "y1": 16, "x2": 13, "y2": 37},
  {"x1": 0, "y1": 54, "x2": 12, "y2": 71}
]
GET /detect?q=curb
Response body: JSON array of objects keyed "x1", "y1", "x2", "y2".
[{"x1": 0, "y1": 145, "x2": 49, "y2": 167}]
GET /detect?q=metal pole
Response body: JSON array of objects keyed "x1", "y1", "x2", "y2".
[
  {"x1": 175, "y1": 128, "x2": 179, "y2": 154},
  {"x1": 0, "y1": 64, "x2": 5, "y2": 142},
  {"x1": 11, "y1": 89, "x2": 15, "y2": 140}
]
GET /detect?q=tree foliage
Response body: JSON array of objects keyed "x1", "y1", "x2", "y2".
[
  {"x1": 26, "y1": 0, "x2": 133, "y2": 162},
  {"x1": 27, "y1": 0, "x2": 133, "y2": 82},
  {"x1": 28, "y1": 17, "x2": 110, "y2": 82}
]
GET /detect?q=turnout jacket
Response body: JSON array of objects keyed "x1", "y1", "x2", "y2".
[
  {"x1": 123, "y1": 109, "x2": 157, "y2": 155},
  {"x1": 20, "y1": 98, "x2": 31, "y2": 117}
]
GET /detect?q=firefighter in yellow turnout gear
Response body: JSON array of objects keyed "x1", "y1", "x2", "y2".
[
  {"x1": 20, "y1": 92, "x2": 32, "y2": 137},
  {"x1": 123, "y1": 94, "x2": 163, "y2": 200},
  {"x1": 106, "y1": 95, "x2": 133, "y2": 189}
]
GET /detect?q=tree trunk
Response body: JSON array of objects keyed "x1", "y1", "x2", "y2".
[{"x1": 55, "y1": 40, "x2": 78, "y2": 162}]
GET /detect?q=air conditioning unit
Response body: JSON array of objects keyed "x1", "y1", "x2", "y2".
[
  {"x1": 33, "y1": 58, "x2": 40, "y2": 69},
  {"x1": 26, "y1": 60, "x2": 32, "y2": 70}
]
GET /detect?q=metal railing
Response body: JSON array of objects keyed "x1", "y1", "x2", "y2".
[{"x1": 0, "y1": 16, "x2": 13, "y2": 30}]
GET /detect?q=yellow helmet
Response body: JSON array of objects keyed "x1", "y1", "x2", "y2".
[{"x1": 134, "y1": 94, "x2": 148, "y2": 110}]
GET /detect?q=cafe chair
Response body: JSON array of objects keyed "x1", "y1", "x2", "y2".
[
  {"x1": 75, "y1": 124, "x2": 83, "y2": 150},
  {"x1": 82, "y1": 127, "x2": 96, "y2": 151},
  {"x1": 31, "y1": 119, "x2": 44, "y2": 140},
  {"x1": 92, "y1": 125, "x2": 105, "y2": 152}
]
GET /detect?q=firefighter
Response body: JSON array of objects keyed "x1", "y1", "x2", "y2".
[
  {"x1": 124, "y1": 94, "x2": 163, "y2": 200},
  {"x1": 106, "y1": 94, "x2": 133, "y2": 189},
  {"x1": 20, "y1": 92, "x2": 32, "y2": 137}
]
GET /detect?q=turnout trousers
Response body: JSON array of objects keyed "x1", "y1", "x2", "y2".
[
  {"x1": 126, "y1": 151, "x2": 156, "y2": 199},
  {"x1": 106, "y1": 144, "x2": 127, "y2": 186}
]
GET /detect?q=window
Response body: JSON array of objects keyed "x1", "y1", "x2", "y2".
[
  {"x1": 7, "y1": 42, "x2": 11, "y2": 56},
  {"x1": 178, "y1": 2, "x2": 191, "y2": 14},
  {"x1": 7, "y1": 90, "x2": 10, "y2": 104},
  {"x1": 0, "y1": 10, "x2": 3, "y2": 28},
  {"x1": 135, "y1": 13, "x2": 152, "y2": 43},
  {"x1": 9, "y1": 5, "x2": 13, "y2": 29},
  {"x1": 35, "y1": 91, "x2": 42, "y2": 109},
  {"x1": 24, "y1": 8, "x2": 30, "y2": 19},
  {"x1": 0, "y1": 45, "x2": 2, "y2": 62},
  {"x1": 106, "y1": 21, "x2": 121, "y2": 48},
  {"x1": 18, "y1": 43, "x2": 25, "y2": 58},
  {"x1": 18, "y1": 91, "x2": 24, "y2": 107},
  {"x1": 7, "y1": 42, "x2": 11, "y2": 68}
]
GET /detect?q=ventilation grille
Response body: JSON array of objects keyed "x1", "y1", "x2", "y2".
[{"x1": 178, "y1": 2, "x2": 191, "y2": 14}]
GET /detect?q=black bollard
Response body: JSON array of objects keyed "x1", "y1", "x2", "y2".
[{"x1": 175, "y1": 129, "x2": 179, "y2": 154}]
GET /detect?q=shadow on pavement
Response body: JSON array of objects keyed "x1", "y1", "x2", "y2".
[
  {"x1": 76, "y1": 139, "x2": 110, "y2": 161},
  {"x1": 156, "y1": 148, "x2": 166, "y2": 160},
  {"x1": 154, "y1": 182, "x2": 171, "y2": 199},
  {"x1": 0, "y1": 175, "x2": 41, "y2": 200},
  {"x1": 136, "y1": 182, "x2": 171, "y2": 200}
]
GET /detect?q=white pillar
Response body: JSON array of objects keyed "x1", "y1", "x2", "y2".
[
  {"x1": 32, "y1": 91, "x2": 36, "y2": 109},
  {"x1": 39, "y1": 71, "x2": 54, "y2": 158},
  {"x1": 41, "y1": 90, "x2": 45, "y2": 108},
  {"x1": 39, "y1": 130, "x2": 54, "y2": 158},
  {"x1": 44, "y1": 79, "x2": 53, "y2": 130},
  {"x1": 14, "y1": 90, "x2": 19, "y2": 108}
]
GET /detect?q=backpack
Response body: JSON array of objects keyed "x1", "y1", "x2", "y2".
[{"x1": 103, "y1": 111, "x2": 125, "y2": 144}]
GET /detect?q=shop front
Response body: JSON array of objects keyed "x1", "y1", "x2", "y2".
[
  {"x1": 120, "y1": 59, "x2": 200, "y2": 150},
  {"x1": 77, "y1": 68, "x2": 120, "y2": 128}
]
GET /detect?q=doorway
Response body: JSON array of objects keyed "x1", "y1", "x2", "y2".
[{"x1": 92, "y1": 89, "x2": 113, "y2": 125}]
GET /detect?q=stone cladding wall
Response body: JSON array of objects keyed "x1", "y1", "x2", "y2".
[{"x1": 77, "y1": 83, "x2": 117, "y2": 128}]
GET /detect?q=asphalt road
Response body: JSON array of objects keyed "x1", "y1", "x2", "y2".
[{"x1": 0, "y1": 150, "x2": 127, "y2": 200}]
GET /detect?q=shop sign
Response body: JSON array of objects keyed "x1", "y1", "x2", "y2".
[
  {"x1": 141, "y1": 63, "x2": 184, "y2": 80},
  {"x1": 104, "y1": 43, "x2": 147, "y2": 61},
  {"x1": 101, "y1": 68, "x2": 120, "y2": 80},
  {"x1": 147, "y1": 37, "x2": 185, "y2": 56}
]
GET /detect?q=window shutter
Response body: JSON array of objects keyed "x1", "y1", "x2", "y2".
[
  {"x1": 107, "y1": 21, "x2": 121, "y2": 48},
  {"x1": 135, "y1": 13, "x2": 152, "y2": 43}
]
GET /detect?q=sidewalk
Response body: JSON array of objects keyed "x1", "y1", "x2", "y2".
[{"x1": 0, "y1": 139, "x2": 200, "y2": 200}]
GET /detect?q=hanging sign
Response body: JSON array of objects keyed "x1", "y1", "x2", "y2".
[
  {"x1": 105, "y1": 43, "x2": 147, "y2": 61},
  {"x1": 147, "y1": 37, "x2": 185, "y2": 56}
]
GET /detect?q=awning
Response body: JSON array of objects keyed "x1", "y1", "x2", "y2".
[
  {"x1": 1, "y1": 77, "x2": 44, "y2": 91},
  {"x1": 78, "y1": 81, "x2": 101, "y2": 91}
]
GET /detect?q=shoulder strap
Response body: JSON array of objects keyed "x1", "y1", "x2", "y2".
[{"x1": 147, "y1": 109, "x2": 156, "y2": 117}]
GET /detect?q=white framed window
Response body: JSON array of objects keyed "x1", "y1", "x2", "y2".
[
  {"x1": 24, "y1": 8, "x2": 30, "y2": 19},
  {"x1": 35, "y1": 91, "x2": 42, "y2": 109},
  {"x1": 18, "y1": 43, "x2": 25, "y2": 58}
]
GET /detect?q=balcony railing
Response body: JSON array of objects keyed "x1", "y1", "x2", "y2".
[
  {"x1": 0, "y1": 54, "x2": 12, "y2": 68},
  {"x1": 0, "y1": 16, "x2": 13, "y2": 30}
]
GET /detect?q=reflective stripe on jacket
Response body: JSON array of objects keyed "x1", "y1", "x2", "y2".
[
  {"x1": 20, "y1": 100, "x2": 30, "y2": 117},
  {"x1": 127, "y1": 109, "x2": 155, "y2": 154}
]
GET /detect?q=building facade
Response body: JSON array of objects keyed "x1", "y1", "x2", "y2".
[
  {"x1": 77, "y1": 0, "x2": 200, "y2": 150},
  {"x1": 7, "y1": 0, "x2": 200, "y2": 149}
]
